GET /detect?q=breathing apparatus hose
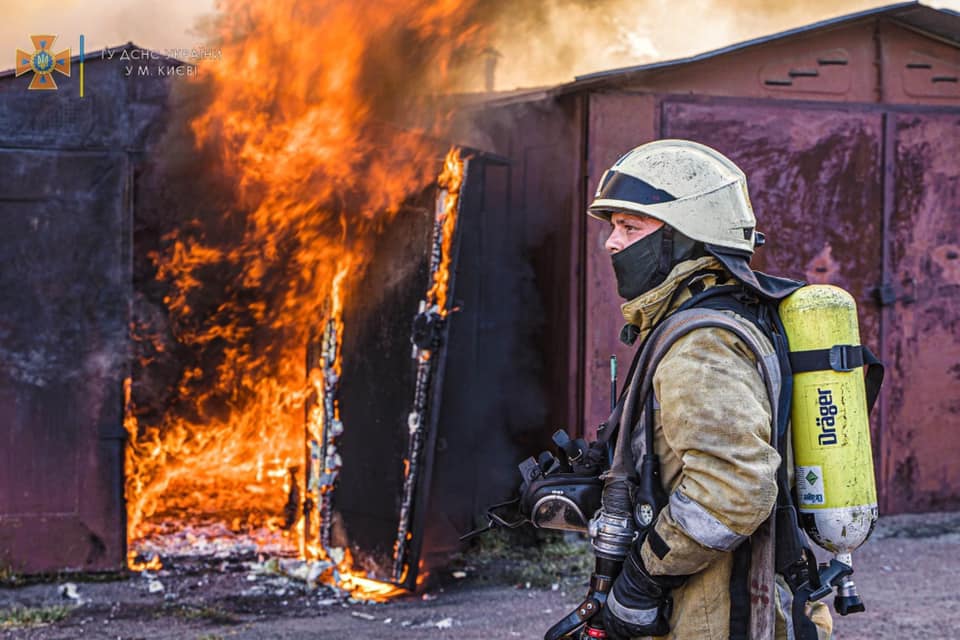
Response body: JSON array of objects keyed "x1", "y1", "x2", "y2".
[
  {"x1": 543, "y1": 333, "x2": 648, "y2": 640},
  {"x1": 598, "y1": 330, "x2": 644, "y2": 547}
]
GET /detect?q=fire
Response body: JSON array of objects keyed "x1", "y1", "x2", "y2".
[
  {"x1": 332, "y1": 552, "x2": 433, "y2": 603},
  {"x1": 302, "y1": 258, "x2": 349, "y2": 558},
  {"x1": 125, "y1": 0, "x2": 483, "y2": 598},
  {"x1": 335, "y1": 549, "x2": 408, "y2": 603},
  {"x1": 126, "y1": 549, "x2": 162, "y2": 572},
  {"x1": 426, "y1": 147, "x2": 467, "y2": 317}
]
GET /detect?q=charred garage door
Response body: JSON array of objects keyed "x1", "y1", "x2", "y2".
[
  {"x1": 314, "y1": 153, "x2": 543, "y2": 589},
  {"x1": 0, "y1": 150, "x2": 130, "y2": 573}
]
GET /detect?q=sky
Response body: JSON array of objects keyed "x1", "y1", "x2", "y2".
[{"x1": 3, "y1": 0, "x2": 960, "y2": 90}]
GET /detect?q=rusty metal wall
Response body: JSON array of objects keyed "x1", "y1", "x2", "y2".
[
  {"x1": 578, "y1": 93, "x2": 960, "y2": 513},
  {"x1": 883, "y1": 112, "x2": 960, "y2": 513},
  {"x1": 582, "y1": 92, "x2": 658, "y2": 439},
  {"x1": 0, "y1": 49, "x2": 174, "y2": 573},
  {"x1": 660, "y1": 98, "x2": 885, "y2": 346},
  {"x1": 615, "y1": 22, "x2": 879, "y2": 103},
  {"x1": 660, "y1": 97, "x2": 888, "y2": 495},
  {"x1": 879, "y1": 20, "x2": 960, "y2": 105},
  {"x1": 0, "y1": 150, "x2": 130, "y2": 574},
  {"x1": 599, "y1": 19, "x2": 960, "y2": 108}
]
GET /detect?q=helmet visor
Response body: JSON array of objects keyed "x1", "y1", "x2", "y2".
[{"x1": 592, "y1": 170, "x2": 678, "y2": 208}]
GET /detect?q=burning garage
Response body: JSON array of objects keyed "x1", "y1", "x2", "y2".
[
  {"x1": 0, "y1": 23, "x2": 550, "y2": 590},
  {"x1": 1, "y1": 0, "x2": 959, "y2": 606}
]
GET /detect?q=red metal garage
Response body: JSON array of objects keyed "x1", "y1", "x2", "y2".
[{"x1": 463, "y1": 1, "x2": 960, "y2": 514}]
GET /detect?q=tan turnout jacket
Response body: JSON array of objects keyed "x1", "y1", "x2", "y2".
[{"x1": 621, "y1": 256, "x2": 831, "y2": 640}]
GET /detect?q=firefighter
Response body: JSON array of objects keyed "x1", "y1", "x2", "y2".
[{"x1": 587, "y1": 140, "x2": 831, "y2": 640}]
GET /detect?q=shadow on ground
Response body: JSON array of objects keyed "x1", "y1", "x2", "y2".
[{"x1": 2, "y1": 512, "x2": 958, "y2": 639}]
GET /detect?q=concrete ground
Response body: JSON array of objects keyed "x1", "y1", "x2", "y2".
[{"x1": 2, "y1": 510, "x2": 958, "y2": 639}]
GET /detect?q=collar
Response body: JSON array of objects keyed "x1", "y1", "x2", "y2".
[{"x1": 620, "y1": 256, "x2": 726, "y2": 344}]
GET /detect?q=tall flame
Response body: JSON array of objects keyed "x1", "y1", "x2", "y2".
[
  {"x1": 426, "y1": 148, "x2": 467, "y2": 317},
  {"x1": 126, "y1": 0, "x2": 489, "y2": 597}
]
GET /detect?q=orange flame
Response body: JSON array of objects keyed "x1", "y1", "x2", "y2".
[
  {"x1": 426, "y1": 148, "x2": 467, "y2": 317},
  {"x1": 335, "y1": 549, "x2": 408, "y2": 602},
  {"x1": 125, "y1": 0, "x2": 484, "y2": 601},
  {"x1": 126, "y1": 549, "x2": 163, "y2": 572}
]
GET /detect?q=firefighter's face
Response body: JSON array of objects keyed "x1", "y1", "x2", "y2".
[{"x1": 605, "y1": 212, "x2": 664, "y2": 254}]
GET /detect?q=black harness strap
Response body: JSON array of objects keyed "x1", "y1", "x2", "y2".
[
  {"x1": 729, "y1": 539, "x2": 752, "y2": 640},
  {"x1": 790, "y1": 345, "x2": 885, "y2": 413}
]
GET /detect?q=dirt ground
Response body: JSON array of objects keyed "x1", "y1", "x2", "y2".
[{"x1": 2, "y1": 510, "x2": 959, "y2": 640}]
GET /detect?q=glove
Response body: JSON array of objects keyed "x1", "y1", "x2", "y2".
[{"x1": 601, "y1": 542, "x2": 686, "y2": 640}]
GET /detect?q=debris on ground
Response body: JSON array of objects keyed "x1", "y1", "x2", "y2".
[
  {"x1": 57, "y1": 584, "x2": 80, "y2": 601},
  {"x1": 451, "y1": 528, "x2": 592, "y2": 589},
  {"x1": 351, "y1": 611, "x2": 376, "y2": 621},
  {"x1": 0, "y1": 512, "x2": 955, "y2": 639}
]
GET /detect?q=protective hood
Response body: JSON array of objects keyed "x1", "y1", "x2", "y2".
[{"x1": 704, "y1": 244, "x2": 804, "y2": 301}]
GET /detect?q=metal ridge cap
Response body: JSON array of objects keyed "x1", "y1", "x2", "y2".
[{"x1": 568, "y1": 1, "x2": 922, "y2": 85}]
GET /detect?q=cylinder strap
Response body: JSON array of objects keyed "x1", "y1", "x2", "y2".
[{"x1": 788, "y1": 345, "x2": 884, "y2": 413}]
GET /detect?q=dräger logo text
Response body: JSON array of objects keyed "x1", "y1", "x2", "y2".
[{"x1": 815, "y1": 387, "x2": 838, "y2": 446}]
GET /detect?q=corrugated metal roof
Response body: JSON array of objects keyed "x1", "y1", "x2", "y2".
[
  {"x1": 557, "y1": 2, "x2": 960, "y2": 94},
  {"x1": 451, "y1": 2, "x2": 960, "y2": 107}
]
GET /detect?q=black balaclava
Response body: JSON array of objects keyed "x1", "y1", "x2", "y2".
[{"x1": 611, "y1": 226, "x2": 704, "y2": 300}]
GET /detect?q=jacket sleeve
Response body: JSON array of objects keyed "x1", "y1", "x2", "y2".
[{"x1": 639, "y1": 325, "x2": 780, "y2": 578}]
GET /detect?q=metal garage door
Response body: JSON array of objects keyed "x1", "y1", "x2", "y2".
[{"x1": 0, "y1": 150, "x2": 129, "y2": 573}]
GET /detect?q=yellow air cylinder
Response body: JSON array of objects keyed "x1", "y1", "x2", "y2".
[{"x1": 779, "y1": 285, "x2": 878, "y2": 555}]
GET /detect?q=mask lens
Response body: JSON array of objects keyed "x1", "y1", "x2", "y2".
[{"x1": 531, "y1": 495, "x2": 589, "y2": 532}]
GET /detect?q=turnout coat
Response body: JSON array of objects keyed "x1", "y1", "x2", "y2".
[{"x1": 619, "y1": 256, "x2": 832, "y2": 640}]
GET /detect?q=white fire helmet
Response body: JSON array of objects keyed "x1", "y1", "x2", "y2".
[{"x1": 588, "y1": 140, "x2": 759, "y2": 255}]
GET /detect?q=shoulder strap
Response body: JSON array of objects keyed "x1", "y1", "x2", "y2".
[
  {"x1": 601, "y1": 279, "x2": 758, "y2": 448},
  {"x1": 679, "y1": 286, "x2": 796, "y2": 442},
  {"x1": 608, "y1": 307, "x2": 783, "y2": 479}
]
